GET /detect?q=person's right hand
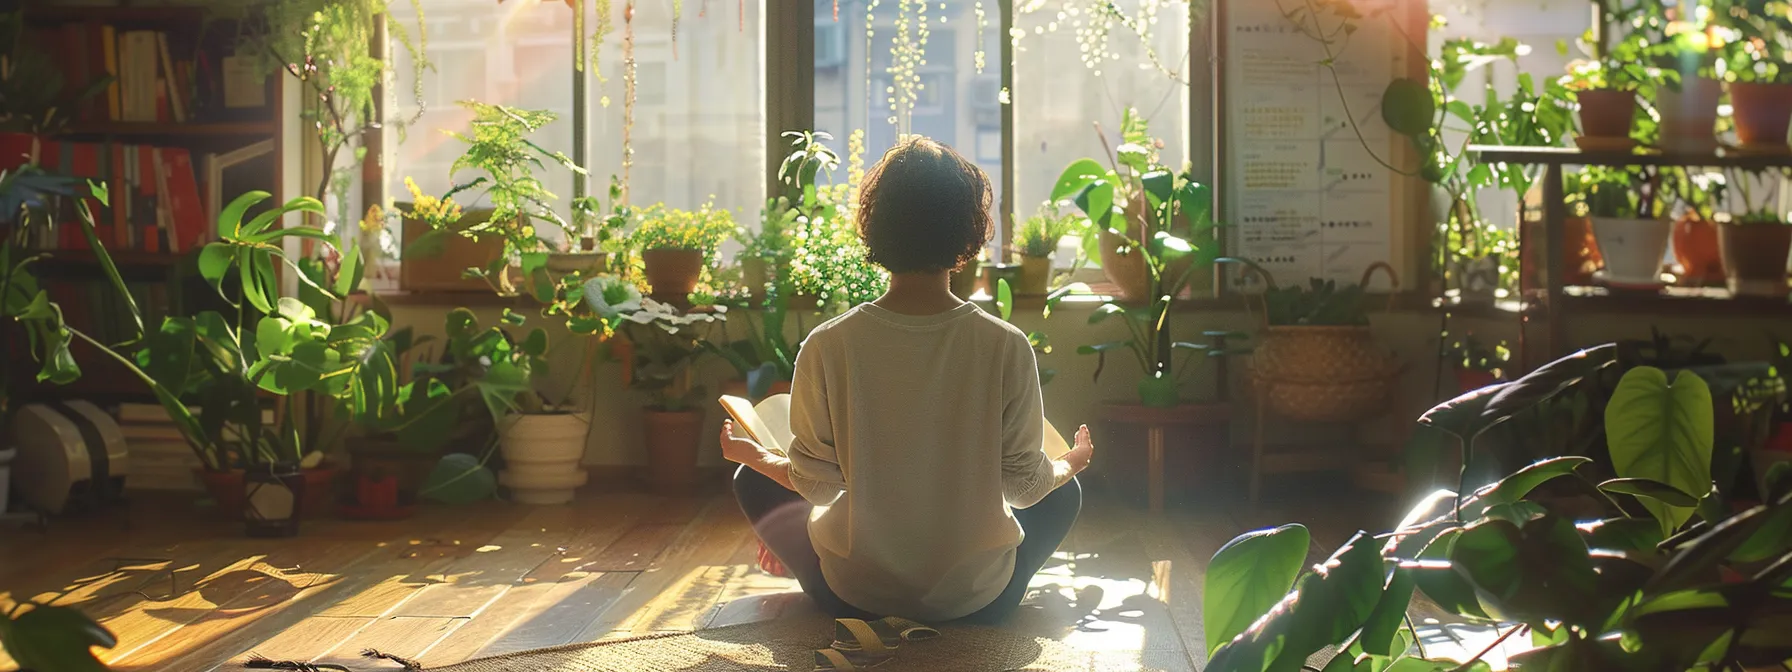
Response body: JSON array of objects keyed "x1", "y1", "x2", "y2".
[{"x1": 1064, "y1": 424, "x2": 1094, "y2": 475}]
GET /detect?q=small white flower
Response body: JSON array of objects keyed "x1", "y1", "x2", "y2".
[{"x1": 582, "y1": 275, "x2": 642, "y2": 320}]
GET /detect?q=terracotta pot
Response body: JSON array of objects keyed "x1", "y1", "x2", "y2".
[
  {"x1": 498, "y1": 413, "x2": 590, "y2": 505},
  {"x1": 949, "y1": 265, "x2": 979, "y2": 299},
  {"x1": 1590, "y1": 217, "x2": 1672, "y2": 285},
  {"x1": 983, "y1": 263, "x2": 1023, "y2": 296},
  {"x1": 347, "y1": 437, "x2": 438, "y2": 504},
  {"x1": 1017, "y1": 256, "x2": 1053, "y2": 296},
  {"x1": 1522, "y1": 216, "x2": 1602, "y2": 288},
  {"x1": 1729, "y1": 81, "x2": 1792, "y2": 149},
  {"x1": 741, "y1": 257, "x2": 769, "y2": 302},
  {"x1": 643, "y1": 408, "x2": 704, "y2": 494},
  {"x1": 1577, "y1": 88, "x2": 1638, "y2": 140},
  {"x1": 195, "y1": 465, "x2": 336, "y2": 519},
  {"x1": 1656, "y1": 77, "x2": 1722, "y2": 152},
  {"x1": 642, "y1": 248, "x2": 704, "y2": 300},
  {"x1": 1673, "y1": 214, "x2": 1725, "y2": 286},
  {"x1": 1717, "y1": 222, "x2": 1792, "y2": 298}
]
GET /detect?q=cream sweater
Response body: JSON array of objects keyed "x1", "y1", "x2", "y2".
[{"x1": 786, "y1": 302, "x2": 1068, "y2": 621}]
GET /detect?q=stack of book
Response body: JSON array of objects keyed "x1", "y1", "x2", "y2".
[
  {"x1": 0, "y1": 133, "x2": 208, "y2": 255},
  {"x1": 27, "y1": 22, "x2": 227, "y2": 125},
  {"x1": 115, "y1": 403, "x2": 201, "y2": 491}
]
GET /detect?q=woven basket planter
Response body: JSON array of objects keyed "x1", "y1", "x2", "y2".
[{"x1": 1241, "y1": 262, "x2": 1401, "y2": 423}]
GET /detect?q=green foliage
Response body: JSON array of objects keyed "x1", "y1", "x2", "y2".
[
  {"x1": 420, "y1": 452, "x2": 499, "y2": 504},
  {"x1": 1203, "y1": 524, "x2": 1311, "y2": 658},
  {"x1": 1, "y1": 167, "x2": 91, "y2": 423},
  {"x1": 618, "y1": 299, "x2": 725, "y2": 411},
  {"x1": 1052, "y1": 111, "x2": 1238, "y2": 395},
  {"x1": 774, "y1": 130, "x2": 889, "y2": 312},
  {"x1": 1, "y1": 602, "x2": 116, "y2": 672},
  {"x1": 1262, "y1": 277, "x2": 1371, "y2": 327},
  {"x1": 1442, "y1": 332, "x2": 1510, "y2": 374},
  {"x1": 441, "y1": 100, "x2": 587, "y2": 255},
  {"x1": 1712, "y1": 0, "x2": 1792, "y2": 84},
  {"x1": 1207, "y1": 361, "x2": 1792, "y2": 672},
  {"x1": 631, "y1": 201, "x2": 735, "y2": 254},
  {"x1": 1014, "y1": 202, "x2": 1083, "y2": 259}
]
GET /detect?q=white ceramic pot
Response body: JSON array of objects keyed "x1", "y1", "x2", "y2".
[
  {"x1": 1656, "y1": 77, "x2": 1722, "y2": 152},
  {"x1": 1591, "y1": 217, "x2": 1671, "y2": 285},
  {"x1": 498, "y1": 413, "x2": 589, "y2": 505}
]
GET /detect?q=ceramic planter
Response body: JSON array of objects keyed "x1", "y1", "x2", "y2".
[
  {"x1": 1673, "y1": 214, "x2": 1725, "y2": 286},
  {"x1": 643, "y1": 408, "x2": 704, "y2": 494},
  {"x1": 1136, "y1": 376, "x2": 1181, "y2": 408},
  {"x1": 498, "y1": 413, "x2": 590, "y2": 505},
  {"x1": 1656, "y1": 77, "x2": 1722, "y2": 152},
  {"x1": 983, "y1": 263, "x2": 1023, "y2": 295},
  {"x1": 642, "y1": 248, "x2": 704, "y2": 300},
  {"x1": 1576, "y1": 88, "x2": 1638, "y2": 141},
  {"x1": 1590, "y1": 217, "x2": 1672, "y2": 286},
  {"x1": 1717, "y1": 222, "x2": 1792, "y2": 298},
  {"x1": 741, "y1": 257, "x2": 769, "y2": 302},
  {"x1": 1729, "y1": 81, "x2": 1792, "y2": 149},
  {"x1": 1017, "y1": 256, "x2": 1053, "y2": 296},
  {"x1": 244, "y1": 463, "x2": 304, "y2": 538}
]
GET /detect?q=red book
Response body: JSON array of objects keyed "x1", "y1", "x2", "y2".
[
  {"x1": 137, "y1": 145, "x2": 161, "y2": 253},
  {"x1": 0, "y1": 133, "x2": 41, "y2": 171},
  {"x1": 159, "y1": 147, "x2": 204, "y2": 250},
  {"x1": 109, "y1": 142, "x2": 130, "y2": 249}
]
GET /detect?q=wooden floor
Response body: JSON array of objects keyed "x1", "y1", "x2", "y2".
[{"x1": 0, "y1": 484, "x2": 1393, "y2": 672}]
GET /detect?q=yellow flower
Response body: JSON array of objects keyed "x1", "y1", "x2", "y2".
[{"x1": 359, "y1": 204, "x2": 384, "y2": 233}]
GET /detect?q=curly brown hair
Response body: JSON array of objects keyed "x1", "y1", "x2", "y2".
[{"x1": 855, "y1": 136, "x2": 994, "y2": 273}]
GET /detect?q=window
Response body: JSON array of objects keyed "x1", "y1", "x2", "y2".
[
  {"x1": 816, "y1": 0, "x2": 1003, "y2": 254},
  {"x1": 385, "y1": 0, "x2": 764, "y2": 253}
]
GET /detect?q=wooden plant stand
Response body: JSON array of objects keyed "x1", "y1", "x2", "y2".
[{"x1": 1098, "y1": 403, "x2": 1233, "y2": 513}]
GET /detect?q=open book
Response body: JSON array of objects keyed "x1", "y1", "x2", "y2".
[{"x1": 720, "y1": 394, "x2": 1073, "y2": 460}]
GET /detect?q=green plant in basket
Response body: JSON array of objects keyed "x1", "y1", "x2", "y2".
[{"x1": 1261, "y1": 277, "x2": 1371, "y2": 326}]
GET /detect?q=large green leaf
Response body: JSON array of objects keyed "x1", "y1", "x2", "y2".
[
  {"x1": 1203, "y1": 524, "x2": 1311, "y2": 657},
  {"x1": 1606, "y1": 367, "x2": 1714, "y2": 537},
  {"x1": 1576, "y1": 517, "x2": 1665, "y2": 553},
  {"x1": 197, "y1": 243, "x2": 234, "y2": 296},
  {"x1": 217, "y1": 190, "x2": 272, "y2": 239},
  {"x1": 1451, "y1": 515, "x2": 1601, "y2": 627},
  {"x1": 1207, "y1": 532, "x2": 1387, "y2": 672},
  {"x1": 1599, "y1": 477, "x2": 1701, "y2": 508},
  {"x1": 1359, "y1": 567, "x2": 1416, "y2": 657},
  {"x1": 1460, "y1": 456, "x2": 1592, "y2": 520},
  {"x1": 1, "y1": 604, "x2": 116, "y2": 672},
  {"x1": 1380, "y1": 77, "x2": 1436, "y2": 138},
  {"x1": 1049, "y1": 158, "x2": 1110, "y2": 202},
  {"x1": 421, "y1": 452, "x2": 498, "y2": 504}
]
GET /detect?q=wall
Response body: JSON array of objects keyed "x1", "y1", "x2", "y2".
[{"x1": 387, "y1": 296, "x2": 1788, "y2": 470}]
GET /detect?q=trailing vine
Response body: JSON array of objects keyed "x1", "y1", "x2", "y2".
[
  {"x1": 621, "y1": 0, "x2": 637, "y2": 204},
  {"x1": 974, "y1": 0, "x2": 988, "y2": 74},
  {"x1": 1012, "y1": 0, "x2": 1190, "y2": 84},
  {"x1": 887, "y1": 0, "x2": 931, "y2": 131}
]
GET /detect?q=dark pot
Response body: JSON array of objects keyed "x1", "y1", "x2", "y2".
[
  {"x1": 1455, "y1": 368, "x2": 1499, "y2": 394},
  {"x1": 197, "y1": 465, "x2": 337, "y2": 519},
  {"x1": 244, "y1": 463, "x2": 304, "y2": 538},
  {"x1": 1729, "y1": 81, "x2": 1792, "y2": 149},
  {"x1": 642, "y1": 248, "x2": 704, "y2": 300},
  {"x1": 1136, "y1": 376, "x2": 1181, "y2": 408},
  {"x1": 1577, "y1": 88, "x2": 1638, "y2": 139},
  {"x1": 1717, "y1": 222, "x2": 1791, "y2": 298}
]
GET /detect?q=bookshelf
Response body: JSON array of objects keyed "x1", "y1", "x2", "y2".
[{"x1": 6, "y1": 2, "x2": 288, "y2": 403}]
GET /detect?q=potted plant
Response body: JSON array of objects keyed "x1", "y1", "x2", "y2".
[
  {"x1": 738, "y1": 198, "x2": 796, "y2": 304},
  {"x1": 1584, "y1": 166, "x2": 1671, "y2": 288},
  {"x1": 1239, "y1": 262, "x2": 1399, "y2": 423},
  {"x1": 1649, "y1": 28, "x2": 1724, "y2": 152},
  {"x1": 1012, "y1": 203, "x2": 1080, "y2": 296},
  {"x1": 1562, "y1": 55, "x2": 1648, "y2": 150},
  {"x1": 547, "y1": 174, "x2": 630, "y2": 276},
  {"x1": 1718, "y1": 169, "x2": 1791, "y2": 298},
  {"x1": 613, "y1": 296, "x2": 724, "y2": 493},
  {"x1": 1716, "y1": 3, "x2": 1792, "y2": 151},
  {"x1": 777, "y1": 130, "x2": 888, "y2": 313},
  {"x1": 1053, "y1": 109, "x2": 1197, "y2": 303},
  {"x1": 1441, "y1": 332, "x2": 1509, "y2": 394},
  {"x1": 632, "y1": 201, "x2": 734, "y2": 304},
  {"x1": 1052, "y1": 128, "x2": 1237, "y2": 408}
]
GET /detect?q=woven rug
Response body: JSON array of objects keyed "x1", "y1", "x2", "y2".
[{"x1": 316, "y1": 614, "x2": 1093, "y2": 671}]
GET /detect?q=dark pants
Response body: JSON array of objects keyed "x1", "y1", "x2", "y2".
[{"x1": 731, "y1": 465, "x2": 1082, "y2": 624}]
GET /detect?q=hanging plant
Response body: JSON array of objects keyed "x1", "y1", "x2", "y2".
[
  {"x1": 888, "y1": 0, "x2": 931, "y2": 131},
  {"x1": 1012, "y1": 0, "x2": 1189, "y2": 84},
  {"x1": 621, "y1": 0, "x2": 637, "y2": 203},
  {"x1": 974, "y1": 1, "x2": 987, "y2": 73}
]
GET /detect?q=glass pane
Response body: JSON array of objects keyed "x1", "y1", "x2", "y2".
[
  {"x1": 816, "y1": 0, "x2": 1004, "y2": 252},
  {"x1": 1012, "y1": 0, "x2": 1191, "y2": 264},
  {"x1": 388, "y1": 1, "x2": 765, "y2": 249}
]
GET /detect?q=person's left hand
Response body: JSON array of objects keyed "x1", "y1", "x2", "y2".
[{"x1": 720, "y1": 420, "x2": 767, "y2": 466}]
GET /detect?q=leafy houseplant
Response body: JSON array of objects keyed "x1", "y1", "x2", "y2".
[
  {"x1": 777, "y1": 130, "x2": 888, "y2": 313},
  {"x1": 1201, "y1": 364, "x2": 1792, "y2": 672},
  {"x1": 1051, "y1": 120, "x2": 1233, "y2": 408},
  {"x1": 1, "y1": 166, "x2": 89, "y2": 434},
  {"x1": 1583, "y1": 166, "x2": 1671, "y2": 287},
  {"x1": 1561, "y1": 49, "x2": 1650, "y2": 147},
  {"x1": 1649, "y1": 27, "x2": 1725, "y2": 151},
  {"x1": 0, "y1": 11, "x2": 112, "y2": 135},
  {"x1": 630, "y1": 201, "x2": 734, "y2": 303},
  {"x1": 1713, "y1": 0, "x2": 1792, "y2": 149},
  {"x1": 1715, "y1": 169, "x2": 1792, "y2": 299},
  {"x1": 612, "y1": 296, "x2": 723, "y2": 493},
  {"x1": 1012, "y1": 202, "x2": 1082, "y2": 296},
  {"x1": 1442, "y1": 332, "x2": 1510, "y2": 394}
]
